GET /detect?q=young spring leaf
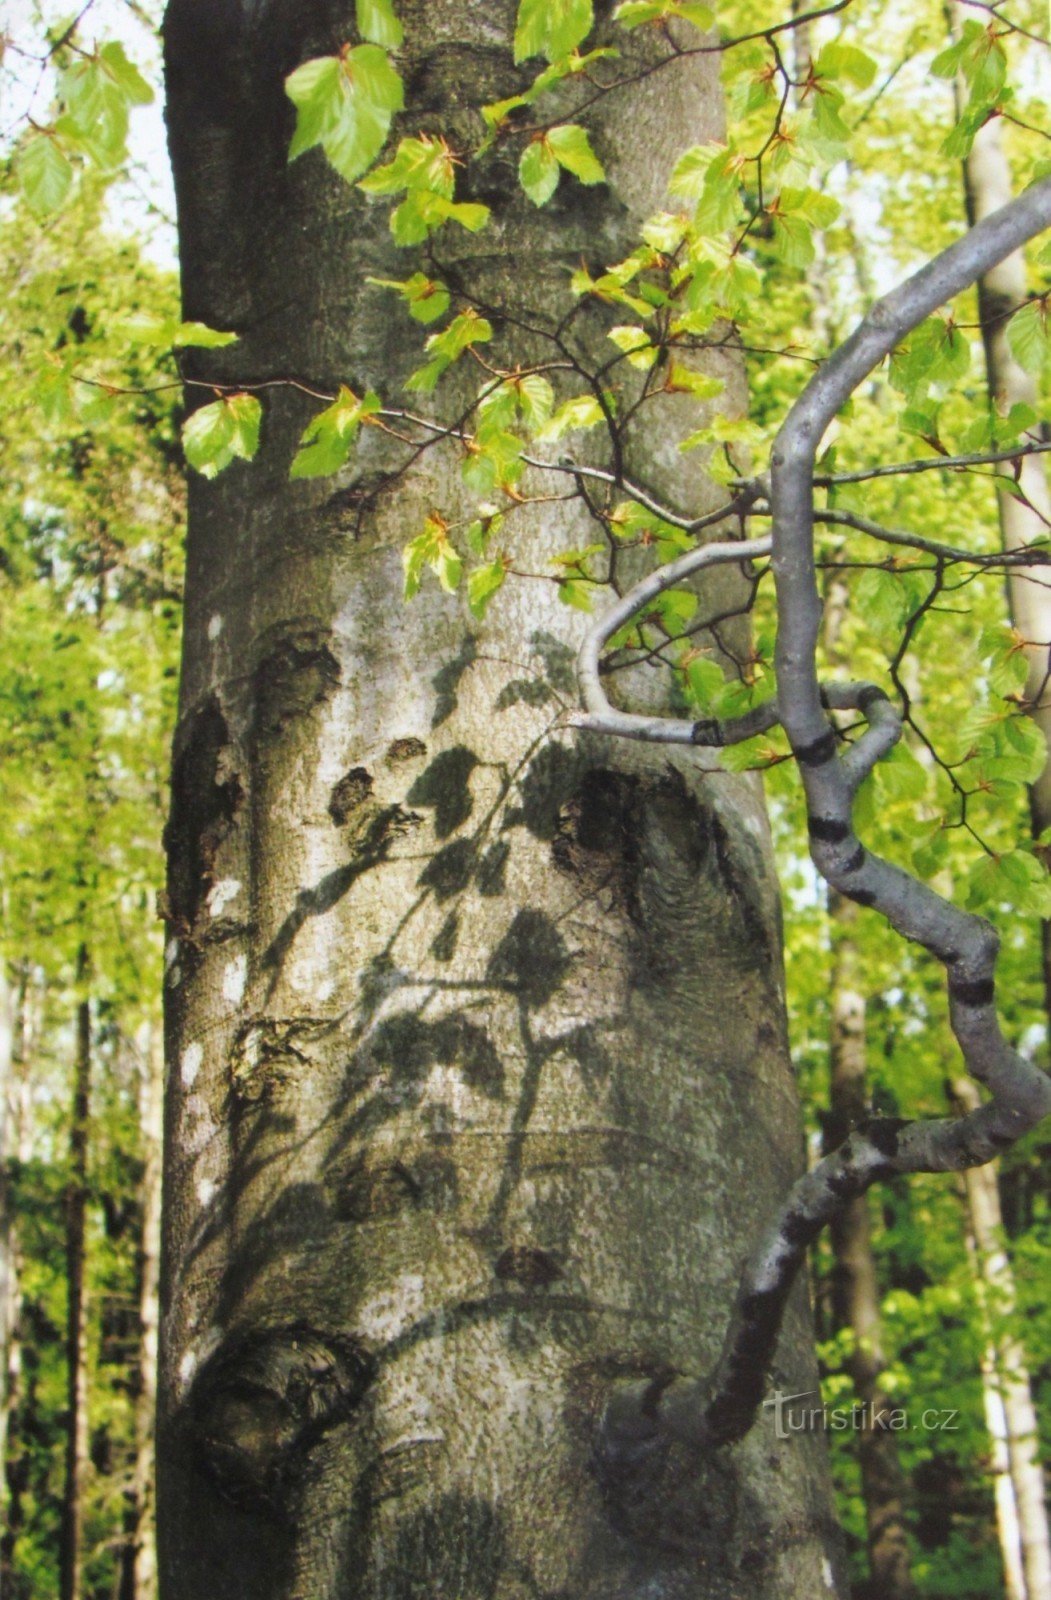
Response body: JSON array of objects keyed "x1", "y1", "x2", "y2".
[
  {"x1": 290, "y1": 386, "x2": 381, "y2": 478},
  {"x1": 15, "y1": 134, "x2": 74, "y2": 218},
  {"x1": 182, "y1": 394, "x2": 262, "y2": 479},
  {"x1": 367, "y1": 273, "x2": 451, "y2": 324},
  {"x1": 514, "y1": 0, "x2": 594, "y2": 63},
  {"x1": 547, "y1": 124, "x2": 605, "y2": 184},
  {"x1": 467, "y1": 560, "x2": 508, "y2": 619},
  {"x1": 519, "y1": 139, "x2": 560, "y2": 206},
  {"x1": 356, "y1": 0, "x2": 403, "y2": 48},
  {"x1": 1006, "y1": 300, "x2": 1049, "y2": 375},
  {"x1": 286, "y1": 45, "x2": 403, "y2": 183}
]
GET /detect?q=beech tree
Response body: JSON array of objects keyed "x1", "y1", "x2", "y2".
[{"x1": 2, "y1": 0, "x2": 1050, "y2": 1595}]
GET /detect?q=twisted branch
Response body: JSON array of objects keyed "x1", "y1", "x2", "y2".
[{"x1": 579, "y1": 175, "x2": 1051, "y2": 1458}]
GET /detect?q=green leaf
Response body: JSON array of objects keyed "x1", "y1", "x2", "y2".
[
  {"x1": 174, "y1": 322, "x2": 240, "y2": 349},
  {"x1": 290, "y1": 385, "x2": 380, "y2": 478},
  {"x1": 15, "y1": 134, "x2": 74, "y2": 218},
  {"x1": 406, "y1": 310, "x2": 493, "y2": 391},
  {"x1": 403, "y1": 515, "x2": 461, "y2": 598},
  {"x1": 98, "y1": 40, "x2": 154, "y2": 104},
  {"x1": 182, "y1": 394, "x2": 262, "y2": 478},
  {"x1": 368, "y1": 272, "x2": 451, "y2": 323},
  {"x1": 468, "y1": 560, "x2": 507, "y2": 618},
  {"x1": 520, "y1": 139, "x2": 560, "y2": 206},
  {"x1": 534, "y1": 394, "x2": 604, "y2": 442},
  {"x1": 1006, "y1": 300, "x2": 1048, "y2": 375},
  {"x1": 286, "y1": 45, "x2": 403, "y2": 183},
  {"x1": 608, "y1": 324, "x2": 657, "y2": 369},
  {"x1": 615, "y1": 0, "x2": 713, "y2": 26},
  {"x1": 547, "y1": 123, "x2": 605, "y2": 184},
  {"x1": 515, "y1": 0, "x2": 594, "y2": 62},
  {"x1": 358, "y1": 135, "x2": 455, "y2": 197},
  {"x1": 356, "y1": 0, "x2": 403, "y2": 47},
  {"x1": 813, "y1": 41, "x2": 876, "y2": 88}
]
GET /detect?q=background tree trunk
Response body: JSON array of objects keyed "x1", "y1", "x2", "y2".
[
  {"x1": 949, "y1": 19, "x2": 1051, "y2": 1014},
  {"x1": 131, "y1": 1022, "x2": 163, "y2": 1600},
  {"x1": 158, "y1": 6, "x2": 846, "y2": 1596},
  {"x1": 821, "y1": 565, "x2": 916, "y2": 1600},
  {"x1": 0, "y1": 961, "x2": 16, "y2": 1526},
  {"x1": 952, "y1": 1077, "x2": 1051, "y2": 1600},
  {"x1": 60, "y1": 954, "x2": 91, "y2": 1600}
]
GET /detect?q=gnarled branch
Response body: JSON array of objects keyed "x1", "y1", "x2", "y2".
[{"x1": 578, "y1": 175, "x2": 1051, "y2": 1459}]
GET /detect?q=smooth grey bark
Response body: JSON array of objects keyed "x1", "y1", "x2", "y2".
[
  {"x1": 952, "y1": 1077, "x2": 1051, "y2": 1600},
  {"x1": 950, "y1": 29, "x2": 1051, "y2": 1019},
  {"x1": 0, "y1": 961, "x2": 16, "y2": 1527},
  {"x1": 61, "y1": 959, "x2": 91, "y2": 1600},
  {"x1": 131, "y1": 1022, "x2": 163, "y2": 1600},
  {"x1": 158, "y1": 4, "x2": 845, "y2": 1597}
]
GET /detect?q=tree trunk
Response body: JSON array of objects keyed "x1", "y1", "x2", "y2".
[
  {"x1": 60, "y1": 952, "x2": 91, "y2": 1600},
  {"x1": 821, "y1": 564, "x2": 916, "y2": 1599},
  {"x1": 130, "y1": 1022, "x2": 163, "y2": 1600},
  {"x1": 952, "y1": 1077, "x2": 1051, "y2": 1600},
  {"x1": 962, "y1": 1192, "x2": 1027, "y2": 1600},
  {"x1": 1, "y1": 964, "x2": 35, "y2": 1597},
  {"x1": 0, "y1": 962, "x2": 16, "y2": 1525},
  {"x1": 823, "y1": 909, "x2": 916, "y2": 1600},
  {"x1": 951, "y1": 36, "x2": 1051, "y2": 1014},
  {"x1": 158, "y1": 7, "x2": 846, "y2": 1597}
]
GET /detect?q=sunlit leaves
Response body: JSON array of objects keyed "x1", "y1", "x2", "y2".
[
  {"x1": 285, "y1": 45, "x2": 403, "y2": 183},
  {"x1": 290, "y1": 386, "x2": 380, "y2": 478},
  {"x1": 15, "y1": 133, "x2": 74, "y2": 218},
  {"x1": 356, "y1": 0, "x2": 403, "y2": 48},
  {"x1": 1006, "y1": 299, "x2": 1049, "y2": 375},
  {"x1": 514, "y1": 0, "x2": 593, "y2": 63},
  {"x1": 406, "y1": 310, "x2": 494, "y2": 391},
  {"x1": 467, "y1": 559, "x2": 508, "y2": 618},
  {"x1": 518, "y1": 124, "x2": 605, "y2": 205},
  {"x1": 359, "y1": 135, "x2": 489, "y2": 242},
  {"x1": 181, "y1": 394, "x2": 262, "y2": 478},
  {"x1": 890, "y1": 317, "x2": 970, "y2": 405},
  {"x1": 534, "y1": 394, "x2": 605, "y2": 443},
  {"x1": 367, "y1": 272, "x2": 451, "y2": 324},
  {"x1": 403, "y1": 514, "x2": 461, "y2": 598},
  {"x1": 931, "y1": 21, "x2": 1008, "y2": 158},
  {"x1": 120, "y1": 315, "x2": 240, "y2": 350},
  {"x1": 615, "y1": 1, "x2": 713, "y2": 28}
]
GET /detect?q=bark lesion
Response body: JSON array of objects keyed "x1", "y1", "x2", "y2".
[
  {"x1": 187, "y1": 1325, "x2": 373, "y2": 1513},
  {"x1": 163, "y1": 695, "x2": 244, "y2": 941}
]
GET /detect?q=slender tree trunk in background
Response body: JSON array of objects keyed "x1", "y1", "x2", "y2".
[
  {"x1": 949, "y1": 20, "x2": 1051, "y2": 1015},
  {"x1": 0, "y1": 963, "x2": 16, "y2": 1523},
  {"x1": 1, "y1": 967, "x2": 34, "y2": 1596},
  {"x1": 130, "y1": 1023, "x2": 162, "y2": 1600},
  {"x1": 821, "y1": 572, "x2": 916, "y2": 1600},
  {"x1": 822, "y1": 899, "x2": 916, "y2": 1600},
  {"x1": 951, "y1": 1077, "x2": 1051, "y2": 1600},
  {"x1": 158, "y1": 5, "x2": 846, "y2": 1597},
  {"x1": 60, "y1": 951, "x2": 91, "y2": 1600},
  {"x1": 960, "y1": 1191, "x2": 1027, "y2": 1600}
]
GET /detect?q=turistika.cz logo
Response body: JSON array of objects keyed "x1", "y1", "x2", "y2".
[{"x1": 764, "y1": 1388, "x2": 960, "y2": 1440}]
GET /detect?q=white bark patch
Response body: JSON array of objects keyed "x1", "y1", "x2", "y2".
[
  {"x1": 207, "y1": 877, "x2": 242, "y2": 917},
  {"x1": 197, "y1": 1177, "x2": 217, "y2": 1206},
  {"x1": 207, "y1": 613, "x2": 223, "y2": 640},
  {"x1": 181, "y1": 1042, "x2": 203, "y2": 1088},
  {"x1": 164, "y1": 938, "x2": 180, "y2": 970},
  {"x1": 356, "y1": 1274, "x2": 426, "y2": 1340},
  {"x1": 179, "y1": 1347, "x2": 199, "y2": 1384},
  {"x1": 167, "y1": 964, "x2": 182, "y2": 989},
  {"x1": 822, "y1": 1557, "x2": 835, "y2": 1590},
  {"x1": 223, "y1": 953, "x2": 247, "y2": 1004}
]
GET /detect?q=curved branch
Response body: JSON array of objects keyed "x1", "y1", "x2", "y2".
[{"x1": 581, "y1": 175, "x2": 1051, "y2": 1461}]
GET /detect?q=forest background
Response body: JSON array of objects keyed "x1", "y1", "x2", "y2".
[{"x1": 0, "y1": 0, "x2": 1049, "y2": 1596}]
